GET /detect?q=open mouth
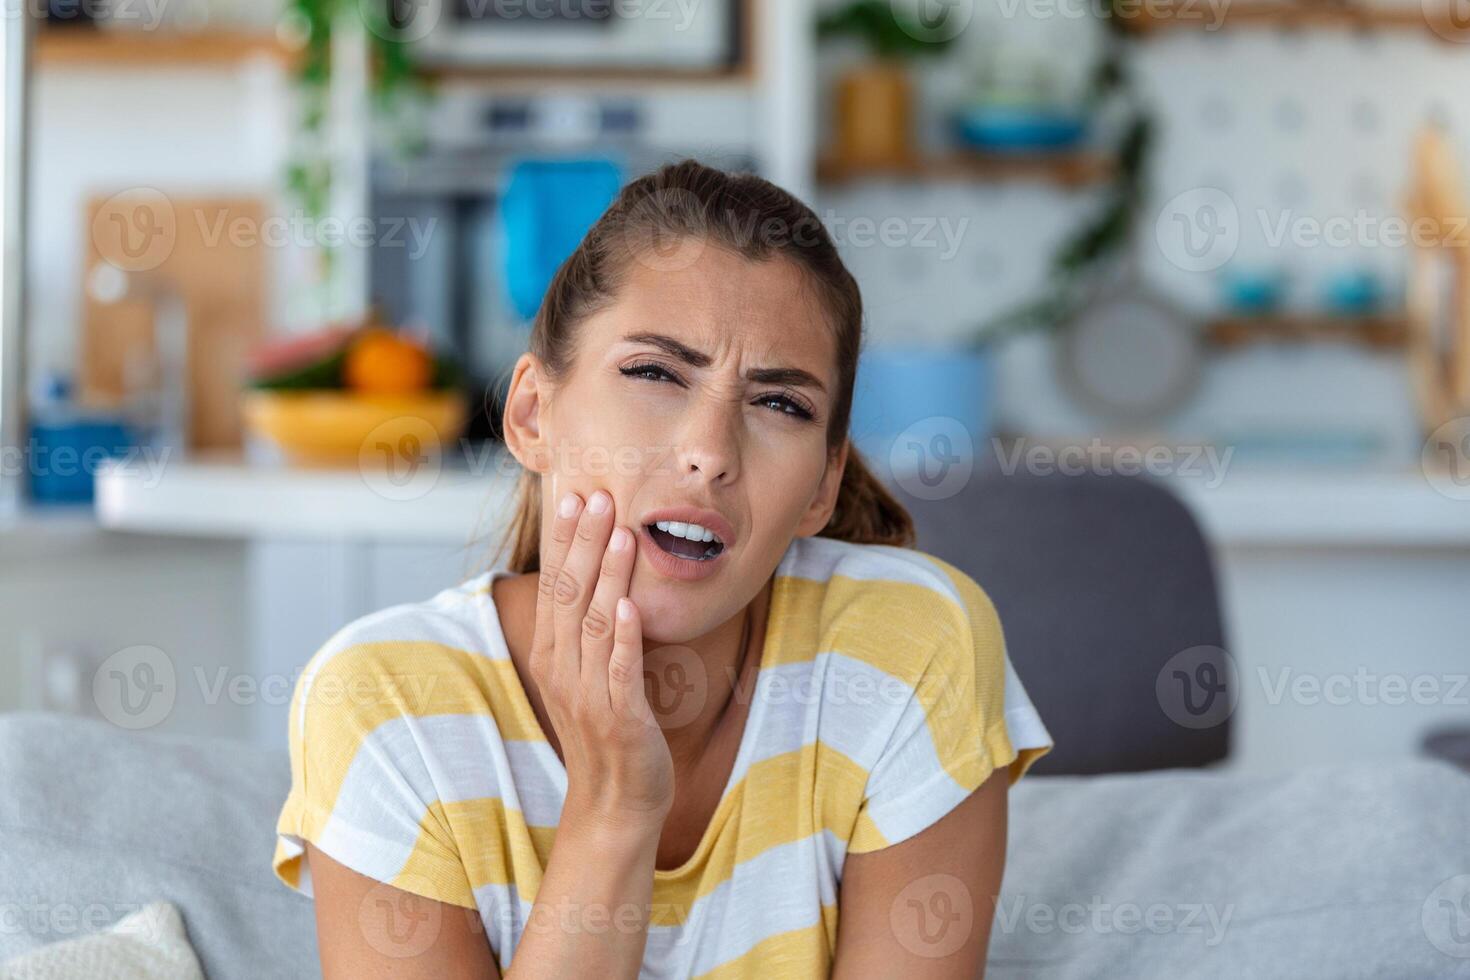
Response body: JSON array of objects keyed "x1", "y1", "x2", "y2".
[{"x1": 645, "y1": 521, "x2": 726, "y2": 562}]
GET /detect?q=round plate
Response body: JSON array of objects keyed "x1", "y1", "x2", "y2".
[{"x1": 1056, "y1": 289, "x2": 1202, "y2": 423}]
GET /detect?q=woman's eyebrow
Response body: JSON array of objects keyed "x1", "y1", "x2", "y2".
[{"x1": 622, "y1": 332, "x2": 827, "y2": 393}]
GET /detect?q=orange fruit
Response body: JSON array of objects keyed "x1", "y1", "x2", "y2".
[{"x1": 344, "y1": 328, "x2": 433, "y2": 394}]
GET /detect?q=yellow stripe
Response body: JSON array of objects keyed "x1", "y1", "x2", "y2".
[
  {"x1": 290, "y1": 640, "x2": 543, "y2": 809},
  {"x1": 777, "y1": 570, "x2": 994, "y2": 793},
  {"x1": 643, "y1": 743, "x2": 868, "y2": 926},
  {"x1": 691, "y1": 907, "x2": 837, "y2": 980},
  {"x1": 423, "y1": 742, "x2": 870, "y2": 923}
]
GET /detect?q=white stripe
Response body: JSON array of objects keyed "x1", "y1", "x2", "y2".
[
  {"x1": 293, "y1": 578, "x2": 503, "y2": 738},
  {"x1": 481, "y1": 830, "x2": 846, "y2": 977},
  {"x1": 778, "y1": 536, "x2": 964, "y2": 607}
]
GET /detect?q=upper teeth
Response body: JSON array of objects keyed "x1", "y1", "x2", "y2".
[{"x1": 654, "y1": 520, "x2": 722, "y2": 545}]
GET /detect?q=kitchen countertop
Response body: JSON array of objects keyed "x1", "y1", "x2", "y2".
[{"x1": 93, "y1": 449, "x2": 1470, "y2": 549}]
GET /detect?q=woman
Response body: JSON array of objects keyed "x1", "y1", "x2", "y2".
[{"x1": 272, "y1": 160, "x2": 1052, "y2": 978}]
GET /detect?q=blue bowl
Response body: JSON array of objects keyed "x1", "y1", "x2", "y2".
[
  {"x1": 1220, "y1": 270, "x2": 1289, "y2": 314},
  {"x1": 849, "y1": 346, "x2": 994, "y2": 474},
  {"x1": 951, "y1": 105, "x2": 1089, "y2": 152}
]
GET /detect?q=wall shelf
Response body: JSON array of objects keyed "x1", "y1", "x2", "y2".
[
  {"x1": 1205, "y1": 313, "x2": 1409, "y2": 349},
  {"x1": 816, "y1": 151, "x2": 1113, "y2": 189},
  {"x1": 33, "y1": 28, "x2": 293, "y2": 69},
  {"x1": 1121, "y1": 2, "x2": 1452, "y2": 37}
]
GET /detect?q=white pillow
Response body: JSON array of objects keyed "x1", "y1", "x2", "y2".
[{"x1": 0, "y1": 902, "x2": 204, "y2": 980}]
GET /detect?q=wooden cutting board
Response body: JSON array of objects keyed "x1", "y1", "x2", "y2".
[{"x1": 80, "y1": 191, "x2": 266, "y2": 450}]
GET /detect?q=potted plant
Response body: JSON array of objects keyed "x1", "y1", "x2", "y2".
[{"x1": 817, "y1": 0, "x2": 956, "y2": 170}]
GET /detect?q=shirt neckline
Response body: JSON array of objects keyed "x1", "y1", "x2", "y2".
[{"x1": 479, "y1": 541, "x2": 797, "y2": 881}]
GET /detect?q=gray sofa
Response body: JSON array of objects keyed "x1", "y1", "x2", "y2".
[{"x1": 2, "y1": 711, "x2": 1468, "y2": 979}]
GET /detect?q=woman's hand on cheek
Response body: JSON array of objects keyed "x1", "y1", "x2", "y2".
[{"x1": 532, "y1": 487, "x2": 676, "y2": 838}]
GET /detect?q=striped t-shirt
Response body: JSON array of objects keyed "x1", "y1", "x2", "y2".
[{"x1": 272, "y1": 533, "x2": 1052, "y2": 977}]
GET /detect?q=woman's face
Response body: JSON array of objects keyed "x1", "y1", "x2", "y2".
[{"x1": 506, "y1": 244, "x2": 848, "y2": 644}]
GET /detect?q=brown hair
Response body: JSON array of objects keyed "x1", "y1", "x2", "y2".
[{"x1": 492, "y1": 159, "x2": 914, "y2": 575}]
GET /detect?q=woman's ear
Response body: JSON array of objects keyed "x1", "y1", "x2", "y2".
[
  {"x1": 795, "y1": 439, "x2": 850, "y2": 537},
  {"x1": 502, "y1": 353, "x2": 551, "y2": 474}
]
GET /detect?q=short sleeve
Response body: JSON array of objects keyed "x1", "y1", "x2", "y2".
[
  {"x1": 272, "y1": 623, "x2": 479, "y2": 910},
  {"x1": 846, "y1": 567, "x2": 1052, "y2": 854}
]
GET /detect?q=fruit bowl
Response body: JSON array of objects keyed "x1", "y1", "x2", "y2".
[{"x1": 241, "y1": 390, "x2": 467, "y2": 465}]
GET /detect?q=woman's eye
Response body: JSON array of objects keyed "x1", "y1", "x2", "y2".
[
  {"x1": 758, "y1": 394, "x2": 816, "y2": 421},
  {"x1": 621, "y1": 363, "x2": 815, "y2": 421},
  {"x1": 620, "y1": 362, "x2": 678, "y2": 384}
]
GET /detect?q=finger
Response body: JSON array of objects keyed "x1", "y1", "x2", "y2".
[
  {"x1": 533, "y1": 488, "x2": 583, "y2": 669},
  {"x1": 553, "y1": 488, "x2": 615, "y2": 680},
  {"x1": 608, "y1": 597, "x2": 655, "y2": 729},
  {"x1": 581, "y1": 523, "x2": 638, "y2": 705}
]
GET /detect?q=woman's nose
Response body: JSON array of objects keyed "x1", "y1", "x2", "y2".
[{"x1": 672, "y1": 400, "x2": 740, "y2": 487}]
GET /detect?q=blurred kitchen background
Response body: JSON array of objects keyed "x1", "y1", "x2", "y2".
[{"x1": 0, "y1": 0, "x2": 1467, "y2": 774}]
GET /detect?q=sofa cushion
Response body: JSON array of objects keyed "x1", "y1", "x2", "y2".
[
  {"x1": 990, "y1": 761, "x2": 1470, "y2": 978},
  {"x1": 0, "y1": 713, "x2": 316, "y2": 980},
  {"x1": 2, "y1": 712, "x2": 1467, "y2": 979}
]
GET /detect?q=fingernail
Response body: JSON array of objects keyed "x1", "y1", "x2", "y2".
[
  {"x1": 610, "y1": 526, "x2": 630, "y2": 551},
  {"x1": 588, "y1": 490, "x2": 610, "y2": 514},
  {"x1": 617, "y1": 597, "x2": 632, "y2": 621},
  {"x1": 558, "y1": 492, "x2": 579, "y2": 518}
]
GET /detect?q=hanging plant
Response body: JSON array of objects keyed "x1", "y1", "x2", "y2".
[
  {"x1": 969, "y1": 7, "x2": 1154, "y2": 348},
  {"x1": 280, "y1": 0, "x2": 429, "y2": 275}
]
